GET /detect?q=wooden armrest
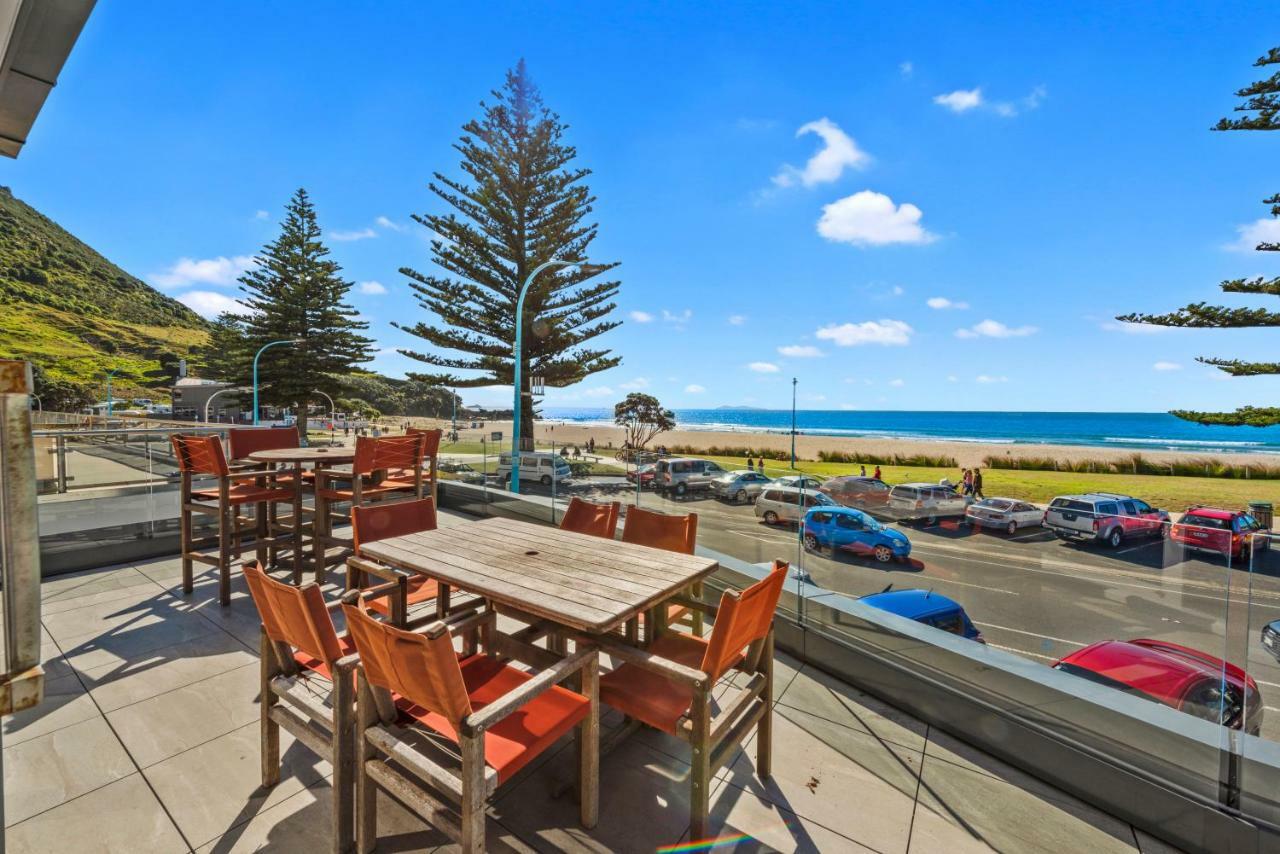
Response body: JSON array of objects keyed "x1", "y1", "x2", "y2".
[
  {"x1": 669, "y1": 595, "x2": 716, "y2": 616},
  {"x1": 313, "y1": 467, "x2": 356, "y2": 478},
  {"x1": 442, "y1": 608, "x2": 491, "y2": 637},
  {"x1": 463, "y1": 647, "x2": 598, "y2": 735},
  {"x1": 347, "y1": 556, "x2": 407, "y2": 585},
  {"x1": 588, "y1": 634, "x2": 707, "y2": 688},
  {"x1": 332, "y1": 653, "x2": 360, "y2": 674}
]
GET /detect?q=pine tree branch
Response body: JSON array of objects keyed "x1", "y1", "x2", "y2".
[
  {"x1": 1221, "y1": 276, "x2": 1280, "y2": 296},
  {"x1": 1171, "y1": 406, "x2": 1280, "y2": 427},
  {"x1": 1197, "y1": 357, "x2": 1280, "y2": 376},
  {"x1": 1117, "y1": 302, "x2": 1280, "y2": 327}
]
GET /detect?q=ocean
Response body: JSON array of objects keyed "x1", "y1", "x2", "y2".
[{"x1": 541, "y1": 408, "x2": 1280, "y2": 456}]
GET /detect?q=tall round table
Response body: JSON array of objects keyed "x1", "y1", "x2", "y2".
[{"x1": 248, "y1": 446, "x2": 355, "y2": 582}]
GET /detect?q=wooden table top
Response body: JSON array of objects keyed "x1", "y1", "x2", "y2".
[
  {"x1": 248, "y1": 447, "x2": 355, "y2": 464},
  {"x1": 359, "y1": 516, "x2": 720, "y2": 634}
]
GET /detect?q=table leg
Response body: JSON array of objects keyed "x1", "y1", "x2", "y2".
[{"x1": 291, "y1": 462, "x2": 304, "y2": 585}]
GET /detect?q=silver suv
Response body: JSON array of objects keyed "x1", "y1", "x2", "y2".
[
  {"x1": 1044, "y1": 493, "x2": 1168, "y2": 548},
  {"x1": 888, "y1": 483, "x2": 969, "y2": 524},
  {"x1": 710, "y1": 470, "x2": 772, "y2": 503},
  {"x1": 655, "y1": 458, "x2": 727, "y2": 497}
]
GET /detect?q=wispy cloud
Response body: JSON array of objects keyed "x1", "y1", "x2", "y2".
[
  {"x1": 888, "y1": 378, "x2": 905, "y2": 387},
  {"x1": 728, "y1": 314, "x2": 747, "y2": 326},
  {"x1": 327, "y1": 227, "x2": 377, "y2": 242},
  {"x1": 619, "y1": 377, "x2": 650, "y2": 390},
  {"x1": 358, "y1": 280, "x2": 388, "y2": 295},
  {"x1": 899, "y1": 61, "x2": 914, "y2": 78},
  {"x1": 1223, "y1": 217, "x2": 1280, "y2": 252},
  {"x1": 253, "y1": 210, "x2": 269, "y2": 220},
  {"x1": 375, "y1": 215, "x2": 405, "y2": 232},
  {"x1": 926, "y1": 296, "x2": 969, "y2": 310},
  {"x1": 955, "y1": 319, "x2": 1038, "y2": 339},
  {"x1": 748, "y1": 361, "x2": 780, "y2": 373},
  {"x1": 817, "y1": 191, "x2": 937, "y2": 247},
  {"x1": 772, "y1": 118, "x2": 871, "y2": 188},
  {"x1": 629, "y1": 310, "x2": 655, "y2": 323},
  {"x1": 177, "y1": 290, "x2": 243, "y2": 319},
  {"x1": 816, "y1": 319, "x2": 913, "y2": 347},
  {"x1": 935, "y1": 85, "x2": 1047, "y2": 118},
  {"x1": 1100, "y1": 320, "x2": 1171, "y2": 335},
  {"x1": 662, "y1": 309, "x2": 693, "y2": 329},
  {"x1": 150, "y1": 255, "x2": 254, "y2": 288},
  {"x1": 777, "y1": 345, "x2": 823, "y2": 358},
  {"x1": 975, "y1": 374, "x2": 1009, "y2": 383},
  {"x1": 1153, "y1": 361, "x2": 1183, "y2": 372},
  {"x1": 934, "y1": 88, "x2": 983, "y2": 113},
  {"x1": 685, "y1": 384, "x2": 706, "y2": 393}
]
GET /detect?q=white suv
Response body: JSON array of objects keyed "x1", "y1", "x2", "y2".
[{"x1": 888, "y1": 483, "x2": 969, "y2": 524}]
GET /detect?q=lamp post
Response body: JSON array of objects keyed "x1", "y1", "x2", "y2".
[
  {"x1": 105, "y1": 369, "x2": 119, "y2": 418},
  {"x1": 791, "y1": 377, "x2": 798, "y2": 469},
  {"x1": 203, "y1": 387, "x2": 237, "y2": 423},
  {"x1": 313, "y1": 391, "x2": 336, "y2": 438},
  {"x1": 252, "y1": 339, "x2": 302, "y2": 426},
  {"x1": 510, "y1": 259, "x2": 579, "y2": 493}
]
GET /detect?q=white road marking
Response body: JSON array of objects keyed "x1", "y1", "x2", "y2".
[
  {"x1": 924, "y1": 578, "x2": 1020, "y2": 596},
  {"x1": 988, "y1": 643, "x2": 1056, "y2": 661},
  {"x1": 1114, "y1": 541, "x2": 1161, "y2": 556},
  {"x1": 1008, "y1": 532, "x2": 1046, "y2": 542},
  {"x1": 974, "y1": 622, "x2": 1085, "y2": 646}
]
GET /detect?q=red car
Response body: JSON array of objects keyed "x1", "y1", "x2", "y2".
[
  {"x1": 819, "y1": 476, "x2": 891, "y2": 509},
  {"x1": 626, "y1": 463, "x2": 657, "y2": 489},
  {"x1": 1053, "y1": 638, "x2": 1262, "y2": 735},
  {"x1": 1170, "y1": 507, "x2": 1270, "y2": 561}
]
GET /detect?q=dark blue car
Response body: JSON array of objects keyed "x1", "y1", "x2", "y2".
[
  {"x1": 860, "y1": 589, "x2": 984, "y2": 641},
  {"x1": 802, "y1": 506, "x2": 911, "y2": 563}
]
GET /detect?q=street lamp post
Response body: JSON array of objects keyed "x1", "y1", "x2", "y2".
[
  {"x1": 203, "y1": 387, "x2": 236, "y2": 423},
  {"x1": 252, "y1": 339, "x2": 302, "y2": 426},
  {"x1": 791, "y1": 377, "x2": 798, "y2": 469},
  {"x1": 105, "y1": 369, "x2": 119, "y2": 417},
  {"x1": 510, "y1": 259, "x2": 579, "y2": 493},
  {"x1": 313, "y1": 391, "x2": 336, "y2": 438}
]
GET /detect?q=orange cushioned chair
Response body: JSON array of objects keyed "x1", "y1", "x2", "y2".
[
  {"x1": 560, "y1": 496, "x2": 621, "y2": 539},
  {"x1": 171, "y1": 434, "x2": 294, "y2": 606},
  {"x1": 243, "y1": 563, "x2": 359, "y2": 854},
  {"x1": 313, "y1": 434, "x2": 429, "y2": 581},
  {"x1": 342, "y1": 600, "x2": 599, "y2": 853},
  {"x1": 597, "y1": 560, "x2": 788, "y2": 840},
  {"x1": 621, "y1": 506, "x2": 703, "y2": 637},
  {"x1": 346, "y1": 497, "x2": 441, "y2": 626},
  {"x1": 385, "y1": 426, "x2": 442, "y2": 504}
]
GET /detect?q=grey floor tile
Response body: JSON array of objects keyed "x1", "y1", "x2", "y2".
[
  {"x1": 78, "y1": 630, "x2": 255, "y2": 713},
  {"x1": 698, "y1": 778, "x2": 877, "y2": 853},
  {"x1": 41, "y1": 586, "x2": 193, "y2": 644},
  {"x1": 107, "y1": 662, "x2": 261, "y2": 767},
  {"x1": 4, "y1": 773, "x2": 188, "y2": 854},
  {"x1": 41, "y1": 571, "x2": 160, "y2": 612},
  {"x1": 776, "y1": 664, "x2": 929, "y2": 752},
  {"x1": 3, "y1": 716, "x2": 136, "y2": 826},
  {"x1": 38, "y1": 565, "x2": 151, "y2": 600},
  {"x1": 2, "y1": 673, "x2": 98, "y2": 747},
  {"x1": 56, "y1": 605, "x2": 223, "y2": 673}
]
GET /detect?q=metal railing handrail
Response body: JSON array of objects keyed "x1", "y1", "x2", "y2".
[{"x1": 32, "y1": 425, "x2": 231, "y2": 438}]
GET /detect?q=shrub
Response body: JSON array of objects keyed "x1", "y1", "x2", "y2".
[
  {"x1": 982, "y1": 453, "x2": 1280, "y2": 479},
  {"x1": 818, "y1": 449, "x2": 958, "y2": 467}
]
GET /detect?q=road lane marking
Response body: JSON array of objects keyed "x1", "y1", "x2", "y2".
[
  {"x1": 923, "y1": 578, "x2": 1020, "y2": 596},
  {"x1": 1114, "y1": 541, "x2": 1162, "y2": 556},
  {"x1": 974, "y1": 622, "x2": 1085, "y2": 646},
  {"x1": 987, "y1": 643, "x2": 1056, "y2": 661}
]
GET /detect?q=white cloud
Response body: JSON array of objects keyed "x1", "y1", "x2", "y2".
[
  {"x1": 150, "y1": 255, "x2": 254, "y2": 288},
  {"x1": 580, "y1": 386, "x2": 614, "y2": 399},
  {"x1": 975, "y1": 375, "x2": 1009, "y2": 384},
  {"x1": 253, "y1": 210, "x2": 269, "y2": 220},
  {"x1": 817, "y1": 191, "x2": 937, "y2": 247},
  {"x1": 888, "y1": 378, "x2": 905, "y2": 387},
  {"x1": 358, "y1": 280, "x2": 388, "y2": 295},
  {"x1": 900, "y1": 61, "x2": 914, "y2": 77},
  {"x1": 1023, "y1": 85, "x2": 1047, "y2": 111},
  {"x1": 1153, "y1": 361, "x2": 1183, "y2": 372},
  {"x1": 629, "y1": 310, "x2": 655, "y2": 323},
  {"x1": 662, "y1": 309, "x2": 693, "y2": 326},
  {"x1": 1223, "y1": 217, "x2": 1280, "y2": 252},
  {"x1": 327, "y1": 227, "x2": 377, "y2": 242},
  {"x1": 728, "y1": 314, "x2": 747, "y2": 326},
  {"x1": 685, "y1": 384, "x2": 706, "y2": 394},
  {"x1": 1100, "y1": 321, "x2": 1171, "y2": 335},
  {"x1": 777, "y1": 345, "x2": 823, "y2": 358},
  {"x1": 891, "y1": 285, "x2": 905, "y2": 296},
  {"x1": 176, "y1": 290, "x2": 243, "y2": 319},
  {"x1": 955, "y1": 319, "x2": 1038, "y2": 339},
  {"x1": 748, "y1": 361, "x2": 780, "y2": 373},
  {"x1": 815, "y1": 319, "x2": 913, "y2": 347},
  {"x1": 926, "y1": 296, "x2": 969, "y2": 310},
  {"x1": 772, "y1": 118, "x2": 871, "y2": 188},
  {"x1": 947, "y1": 375, "x2": 959, "y2": 382},
  {"x1": 374, "y1": 215, "x2": 405, "y2": 232},
  {"x1": 619, "y1": 377, "x2": 650, "y2": 390},
  {"x1": 934, "y1": 88, "x2": 983, "y2": 113}
]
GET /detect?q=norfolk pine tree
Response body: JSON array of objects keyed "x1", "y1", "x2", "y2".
[
  {"x1": 196, "y1": 311, "x2": 249, "y2": 384},
  {"x1": 1118, "y1": 47, "x2": 1280, "y2": 427},
  {"x1": 395, "y1": 61, "x2": 621, "y2": 448},
  {"x1": 238, "y1": 189, "x2": 374, "y2": 440}
]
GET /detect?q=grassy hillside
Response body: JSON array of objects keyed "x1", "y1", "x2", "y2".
[{"x1": 0, "y1": 186, "x2": 208, "y2": 399}]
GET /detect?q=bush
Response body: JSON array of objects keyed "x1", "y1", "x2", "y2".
[
  {"x1": 982, "y1": 453, "x2": 1280, "y2": 479},
  {"x1": 817, "y1": 449, "x2": 958, "y2": 467},
  {"x1": 664, "y1": 444, "x2": 792, "y2": 461}
]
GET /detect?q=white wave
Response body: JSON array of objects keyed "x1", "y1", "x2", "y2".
[{"x1": 1103, "y1": 437, "x2": 1266, "y2": 448}]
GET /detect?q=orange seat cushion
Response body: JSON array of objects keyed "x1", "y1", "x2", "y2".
[
  {"x1": 397, "y1": 654, "x2": 590, "y2": 784},
  {"x1": 294, "y1": 633, "x2": 357, "y2": 680},
  {"x1": 599, "y1": 633, "x2": 732, "y2": 735},
  {"x1": 367, "y1": 577, "x2": 440, "y2": 617},
  {"x1": 193, "y1": 484, "x2": 296, "y2": 505},
  {"x1": 317, "y1": 482, "x2": 416, "y2": 501}
]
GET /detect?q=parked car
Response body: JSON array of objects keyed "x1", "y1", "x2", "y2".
[
  {"x1": 626, "y1": 462, "x2": 657, "y2": 489},
  {"x1": 803, "y1": 506, "x2": 911, "y2": 563},
  {"x1": 655, "y1": 457, "x2": 727, "y2": 497},
  {"x1": 964, "y1": 497, "x2": 1043, "y2": 535},
  {"x1": 756, "y1": 485, "x2": 836, "y2": 525},
  {"x1": 887, "y1": 483, "x2": 969, "y2": 524},
  {"x1": 1043, "y1": 493, "x2": 1168, "y2": 548},
  {"x1": 496, "y1": 451, "x2": 572, "y2": 487},
  {"x1": 438, "y1": 460, "x2": 484, "y2": 484},
  {"x1": 772, "y1": 474, "x2": 825, "y2": 492},
  {"x1": 711, "y1": 470, "x2": 772, "y2": 503},
  {"x1": 1170, "y1": 507, "x2": 1270, "y2": 561},
  {"x1": 859, "y1": 589, "x2": 983, "y2": 641},
  {"x1": 1263, "y1": 620, "x2": 1280, "y2": 664},
  {"x1": 1053, "y1": 639, "x2": 1262, "y2": 735},
  {"x1": 819, "y1": 476, "x2": 891, "y2": 509}
]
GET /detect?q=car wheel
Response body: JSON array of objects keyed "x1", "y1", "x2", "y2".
[
  {"x1": 873, "y1": 545, "x2": 893, "y2": 563},
  {"x1": 803, "y1": 532, "x2": 820, "y2": 551},
  {"x1": 1107, "y1": 528, "x2": 1124, "y2": 549},
  {"x1": 675, "y1": 482, "x2": 687, "y2": 497},
  {"x1": 1006, "y1": 520, "x2": 1018, "y2": 536},
  {"x1": 540, "y1": 475, "x2": 552, "y2": 487},
  {"x1": 735, "y1": 490, "x2": 747, "y2": 504},
  {"x1": 763, "y1": 511, "x2": 779, "y2": 525}
]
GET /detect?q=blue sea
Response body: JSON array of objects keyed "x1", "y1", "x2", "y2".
[{"x1": 541, "y1": 408, "x2": 1280, "y2": 456}]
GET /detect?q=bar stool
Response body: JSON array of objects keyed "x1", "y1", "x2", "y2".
[
  {"x1": 227, "y1": 427, "x2": 303, "y2": 570},
  {"x1": 171, "y1": 434, "x2": 294, "y2": 606}
]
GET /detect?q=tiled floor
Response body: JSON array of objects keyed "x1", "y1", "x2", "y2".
[{"x1": 4, "y1": 517, "x2": 1183, "y2": 853}]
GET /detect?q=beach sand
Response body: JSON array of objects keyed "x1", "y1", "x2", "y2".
[{"x1": 400, "y1": 417, "x2": 1280, "y2": 468}]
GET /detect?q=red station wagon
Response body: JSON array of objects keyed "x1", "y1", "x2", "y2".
[
  {"x1": 819, "y1": 476, "x2": 891, "y2": 509},
  {"x1": 1053, "y1": 638, "x2": 1262, "y2": 735},
  {"x1": 1170, "y1": 507, "x2": 1270, "y2": 561}
]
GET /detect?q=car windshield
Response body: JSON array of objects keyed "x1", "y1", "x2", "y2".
[{"x1": 860, "y1": 514, "x2": 883, "y2": 531}]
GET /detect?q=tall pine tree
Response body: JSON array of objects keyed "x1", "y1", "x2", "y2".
[
  {"x1": 395, "y1": 61, "x2": 622, "y2": 447},
  {"x1": 239, "y1": 189, "x2": 374, "y2": 439},
  {"x1": 195, "y1": 311, "x2": 249, "y2": 384},
  {"x1": 1117, "y1": 47, "x2": 1280, "y2": 427}
]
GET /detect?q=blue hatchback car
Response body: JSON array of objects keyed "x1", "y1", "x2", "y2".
[
  {"x1": 860, "y1": 589, "x2": 984, "y2": 641},
  {"x1": 802, "y1": 506, "x2": 911, "y2": 563}
]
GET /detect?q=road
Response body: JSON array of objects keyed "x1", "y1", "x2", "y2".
[{"x1": 556, "y1": 479, "x2": 1280, "y2": 741}]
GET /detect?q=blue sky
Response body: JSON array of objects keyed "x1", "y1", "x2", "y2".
[{"x1": 11, "y1": 1, "x2": 1280, "y2": 412}]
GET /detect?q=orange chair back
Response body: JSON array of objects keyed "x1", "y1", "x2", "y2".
[
  {"x1": 621, "y1": 507, "x2": 697, "y2": 554},
  {"x1": 352, "y1": 434, "x2": 425, "y2": 476},
  {"x1": 699, "y1": 561, "x2": 788, "y2": 682},
  {"x1": 406, "y1": 427, "x2": 443, "y2": 458},
  {"x1": 171, "y1": 434, "x2": 230, "y2": 477},
  {"x1": 560, "y1": 497, "x2": 620, "y2": 539},
  {"x1": 352, "y1": 497, "x2": 438, "y2": 553},
  {"x1": 228, "y1": 426, "x2": 298, "y2": 461},
  {"x1": 342, "y1": 603, "x2": 472, "y2": 724},
  {"x1": 243, "y1": 563, "x2": 344, "y2": 668}
]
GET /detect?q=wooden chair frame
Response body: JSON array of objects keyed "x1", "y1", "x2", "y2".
[{"x1": 348, "y1": 608, "x2": 600, "y2": 853}]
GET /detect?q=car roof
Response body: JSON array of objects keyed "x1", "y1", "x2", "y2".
[
  {"x1": 1182, "y1": 507, "x2": 1235, "y2": 520},
  {"x1": 860, "y1": 589, "x2": 961, "y2": 619},
  {"x1": 769, "y1": 484, "x2": 826, "y2": 494},
  {"x1": 1058, "y1": 639, "x2": 1251, "y2": 694},
  {"x1": 896, "y1": 482, "x2": 949, "y2": 489},
  {"x1": 1053, "y1": 493, "x2": 1135, "y2": 503}
]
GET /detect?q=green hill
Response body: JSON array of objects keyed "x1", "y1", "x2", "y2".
[{"x1": 0, "y1": 186, "x2": 209, "y2": 403}]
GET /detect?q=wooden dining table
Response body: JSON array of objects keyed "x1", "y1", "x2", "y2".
[
  {"x1": 247, "y1": 446, "x2": 355, "y2": 582},
  {"x1": 358, "y1": 516, "x2": 720, "y2": 641}
]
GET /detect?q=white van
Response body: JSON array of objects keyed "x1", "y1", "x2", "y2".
[
  {"x1": 755, "y1": 485, "x2": 836, "y2": 525},
  {"x1": 497, "y1": 451, "x2": 573, "y2": 487}
]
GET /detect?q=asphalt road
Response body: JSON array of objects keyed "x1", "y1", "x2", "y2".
[{"x1": 559, "y1": 480, "x2": 1280, "y2": 742}]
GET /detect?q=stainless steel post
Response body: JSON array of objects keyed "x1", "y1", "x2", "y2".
[{"x1": 55, "y1": 433, "x2": 67, "y2": 493}]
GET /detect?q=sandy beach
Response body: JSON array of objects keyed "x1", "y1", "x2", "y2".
[{"x1": 400, "y1": 417, "x2": 1280, "y2": 468}]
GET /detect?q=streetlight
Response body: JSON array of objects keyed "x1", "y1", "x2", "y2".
[
  {"x1": 510, "y1": 259, "x2": 580, "y2": 493},
  {"x1": 313, "y1": 391, "x2": 336, "y2": 436},
  {"x1": 791, "y1": 377, "x2": 798, "y2": 469},
  {"x1": 252, "y1": 339, "x2": 303, "y2": 426},
  {"x1": 203, "y1": 387, "x2": 237, "y2": 423},
  {"x1": 105, "y1": 369, "x2": 120, "y2": 418}
]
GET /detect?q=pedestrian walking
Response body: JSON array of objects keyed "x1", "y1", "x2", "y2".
[
  {"x1": 962, "y1": 468, "x2": 973, "y2": 496},
  {"x1": 747, "y1": 457, "x2": 755, "y2": 471},
  {"x1": 873, "y1": 465, "x2": 881, "y2": 480},
  {"x1": 860, "y1": 465, "x2": 866, "y2": 477},
  {"x1": 973, "y1": 467, "x2": 985, "y2": 499}
]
